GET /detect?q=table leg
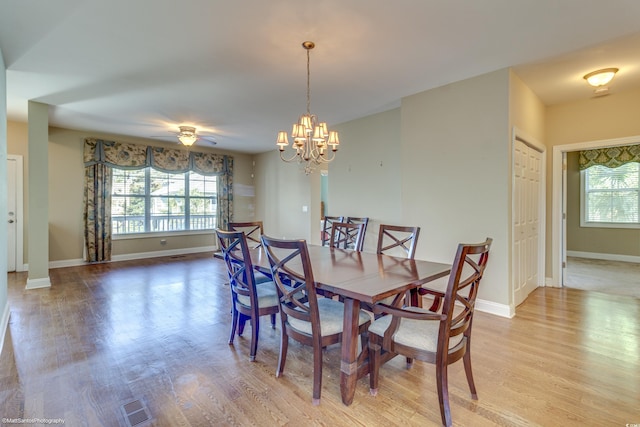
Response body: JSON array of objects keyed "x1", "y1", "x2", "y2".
[{"x1": 340, "y1": 297, "x2": 360, "y2": 405}]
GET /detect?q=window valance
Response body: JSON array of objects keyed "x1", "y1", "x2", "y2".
[
  {"x1": 83, "y1": 138, "x2": 232, "y2": 175},
  {"x1": 579, "y1": 144, "x2": 640, "y2": 170}
]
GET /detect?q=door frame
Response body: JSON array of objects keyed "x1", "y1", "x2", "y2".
[
  {"x1": 511, "y1": 128, "x2": 546, "y2": 310},
  {"x1": 551, "y1": 135, "x2": 640, "y2": 287},
  {"x1": 7, "y1": 154, "x2": 24, "y2": 272}
]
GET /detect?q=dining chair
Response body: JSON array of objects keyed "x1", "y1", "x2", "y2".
[
  {"x1": 367, "y1": 238, "x2": 492, "y2": 427},
  {"x1": 260, "y1": 235, "x2": 371, "y2": 405},
  {"x1": 365, "y1": 224, "x2": 421, "y2": 313},
  {"x1": 227, "y1": 221, "x2": 272, "y2": 283},
  {"x1": 321, "y1": 216, "x2": 344, "y2": 247},
  {"x1": 215, "y1": 229, "x2": 279, "y2": 362},
  {"x1": 228, "y1": 221, "x2": 264, "y2": 249},
  {"x1": 377, "y1": 224, "x2": 420, "y2": 259},
  {"x1": 346, "y1": 216, "x2": 369, "y2": 244},
  {"x1": 329, "y1": 222, "x2": 365, "y2": 251}
]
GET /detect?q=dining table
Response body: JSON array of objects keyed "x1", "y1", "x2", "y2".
[{"x1": 245, "y1": 244, "x2": 452, "y2": 406}]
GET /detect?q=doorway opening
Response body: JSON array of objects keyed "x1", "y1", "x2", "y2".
[{"x1": 551, "y1": 135, "x2": 640, "y2": 291}]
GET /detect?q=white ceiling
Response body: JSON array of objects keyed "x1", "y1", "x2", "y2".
[{"x1": 2, "y1": 0, "x2": 640, "y2": 153}]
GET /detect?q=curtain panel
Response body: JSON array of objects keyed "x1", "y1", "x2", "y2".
[
  {"x1": 82, "y1": 138, "x2": 234, "y2": 262},
  {"x1": 83, "y1": 164, "x2": 112, "y2": 263},
  {"x1": 579, "y1": 144, "x2": 640, "y2": 170}
]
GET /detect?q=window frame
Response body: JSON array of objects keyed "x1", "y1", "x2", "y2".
[
  {"x1": 580, "y1": 163, "x2": 640, "y2": 229},
  {"x1": 111, "y1": 167, "x2": 217, "y2": 238}
]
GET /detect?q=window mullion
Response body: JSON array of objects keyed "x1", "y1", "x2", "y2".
[
  {"x1": 185, "y1": 171, "x2": 191, "y2": 230},
  {"x1": 145, "y1": 168, "x2": 151, "y2": 233}
]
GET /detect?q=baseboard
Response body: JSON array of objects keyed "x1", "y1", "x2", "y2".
[
  {"x1": 545, "y1": 276, "x2": 561, "y2": 287},
  {"x1": 111, "y1": 246, "x2": 216, "y2": 262},
  {"x1": 43, "y1": 246, "x2": 217, "y2": 270},
  {"x1": 567, "y1": 251, "x2": 640, "y2": 264},
  {"x1": 0, "y1": 302, "x2": 9, "y2": 358},
  {"x1": 26, "y1": 277, "x2": 52, "y2": 289},
  {"x1": 476, "y1": 298, "x2": 513, "y2": 318},
  {"x1": 48, "y1": 258, "x2": 85, "y2": 269}
]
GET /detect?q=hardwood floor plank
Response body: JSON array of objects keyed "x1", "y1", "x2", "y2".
[{"x1": 1, "y1": 253, "x2": 639, "y2": 426}]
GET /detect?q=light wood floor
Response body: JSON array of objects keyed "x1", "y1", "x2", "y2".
[{"x1": 1, "y1": 253, "x2": 639, "y2": 426}]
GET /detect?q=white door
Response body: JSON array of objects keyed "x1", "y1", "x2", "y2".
[
  {"x1": 7, "y1": 157, "x2": 17, "y2": 272},
  {"x1": 513, "y1": 138, "x2": 543, "y2": 306},
  {"x1": 561, "y1": 153, "x2": 568, "y2": 285}
]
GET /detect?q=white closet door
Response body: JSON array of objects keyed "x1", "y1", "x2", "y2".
[{"x1": 513, "y1": 139, "x2": 543, "y2": 306}]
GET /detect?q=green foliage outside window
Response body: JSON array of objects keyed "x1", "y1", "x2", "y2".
[{"x1": 584, "y1": 163, "x2": 639, "y2": 224}]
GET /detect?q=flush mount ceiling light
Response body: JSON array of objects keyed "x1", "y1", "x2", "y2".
[
  {"x1": 276, "y1": 41, "x2": 340, "y2": 175},
  {"x1": 177, "y1": 126, "x2": 198, "y2": 146},
  {"x1": 583, "y1": 68, "x2": 618, "y2": 88}
]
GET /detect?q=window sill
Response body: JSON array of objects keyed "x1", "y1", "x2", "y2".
[
  {"x1": 580, "y1": 221, "x2": 640, "y2": 230},
  {"x1": 113, "y1": 229, "x2": 215, "y2": 240}
]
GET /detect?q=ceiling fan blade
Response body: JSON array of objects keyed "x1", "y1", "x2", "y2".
[{"x1": 198, "y1": 135, "x2": 218, "y2": 145}]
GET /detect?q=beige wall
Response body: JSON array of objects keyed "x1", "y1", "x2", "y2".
[
  {"x1": 254, "y1": 149, "x2": 314, "y2": 243},
  {"x1": 509, "y1": 71, "x2": 546, "y2": 142},
  {"x1": 546, "y1": 86, "x2": 640, "y2": 265},
  {"x1": 401, "y1": 69, "x2": 511, "y2": 306},
  {"x1": 7, "y1": 121, "x2": 256, "y2": 263},
  {"x1": 1, "y1": 48, "x2": 8, "y2": 334},
  {"x1": 329, "y1": 108, "x2": 403, "y2": 251},
  {"x1": 566, "y1": 151, "x2": 640, "y2": 256}
]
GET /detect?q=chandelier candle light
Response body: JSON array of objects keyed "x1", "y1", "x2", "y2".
[{"x1": 276, "y1": 41, "x2": 340, "y2": 175}]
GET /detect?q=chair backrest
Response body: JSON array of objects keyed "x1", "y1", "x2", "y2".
[
  {"x1": 330, "y1": 222, "x2": 365, "y2": 251},
  {"x1": 321, "y1": 216, "x2": 344, "y2": 246},
  {"x1": 215, "y1": 229, "x2": 259, "y2": 308},
  {"x1": 346, "y1": 217, "x2": 369, "y2": 241},
  {"x1": 260, "y1": 235, "x2": 320, "y2": 332},
  {"x1": 228, "y1": 221, "x2": 264, "y2": 249},
  {"x1": 376, "y1": 224, "x2": 421, "y2": 259},
  {"x1": 440, "y1": 238, "x2": 492, "y2": 350}
]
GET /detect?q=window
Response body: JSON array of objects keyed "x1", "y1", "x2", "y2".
[
  {"x1": 112, "y1": 168, "x2": 217, "y2": 235},
  {"x1": 581, "y1": 163, "x2": 640, "y2": 228}
]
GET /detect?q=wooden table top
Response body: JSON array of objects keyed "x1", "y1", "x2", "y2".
[{"x1": 250, "y1": 245, "x2": 451, "y2": 304}]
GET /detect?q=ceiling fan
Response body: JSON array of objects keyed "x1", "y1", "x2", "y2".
[{"x1": 151, "y1": 126, "x2": 218, "y2": 146}]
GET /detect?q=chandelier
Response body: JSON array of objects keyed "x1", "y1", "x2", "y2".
[{"x1": 276, "y1": 41, "x2": 340, "y2": 175}]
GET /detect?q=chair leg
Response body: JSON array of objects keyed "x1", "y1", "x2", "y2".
[
  {"x1": 228, "y1": 306, "x2": 238, "y2": 344},
  {"x1": 237, "y1": 313, "x2": 249, "y2": 336},
  {"x1": 436, "y1": 362, "x2": 453, "y2": 427},
  {"x1": 249, "y1": 315, "x2": 259, "y2": 362},
  {"x1": 270, "y1": 313, "x2": 276, "y2": 329},
  {"x1": 276, "y1": 329, "x2": 288, "y2": 378},
  {"x1": 368, "y1": 336, "x2": 381, "y2": 396},
  {"x1": 312, "y1": 341, "x2": 323, "y2": 405},
  {"x1": 463, "y1": 348, "x2": 478, "y2": 399}
]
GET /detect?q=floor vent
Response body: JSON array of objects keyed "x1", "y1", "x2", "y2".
[{"x1": 121, "y1": 399, "x2": 152, "y2": 427}]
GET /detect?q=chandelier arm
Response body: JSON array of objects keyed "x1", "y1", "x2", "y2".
[
  {"x1": 280, "y1": 150, "x2": 303, "y2": 163},
  {"x1": 314, "y1": 150, "x2": 337, "y2": 164}
]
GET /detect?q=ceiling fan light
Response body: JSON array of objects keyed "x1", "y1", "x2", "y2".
[
  {"x1": 178, "y1": 134, "x2": 197, "y2": 146},
  {"x1": 583, "y1": 68, "x2": 618, "y2": 87},
  {"x1": 177, "y1": 125, "x2": 198, "y2": 146}
]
